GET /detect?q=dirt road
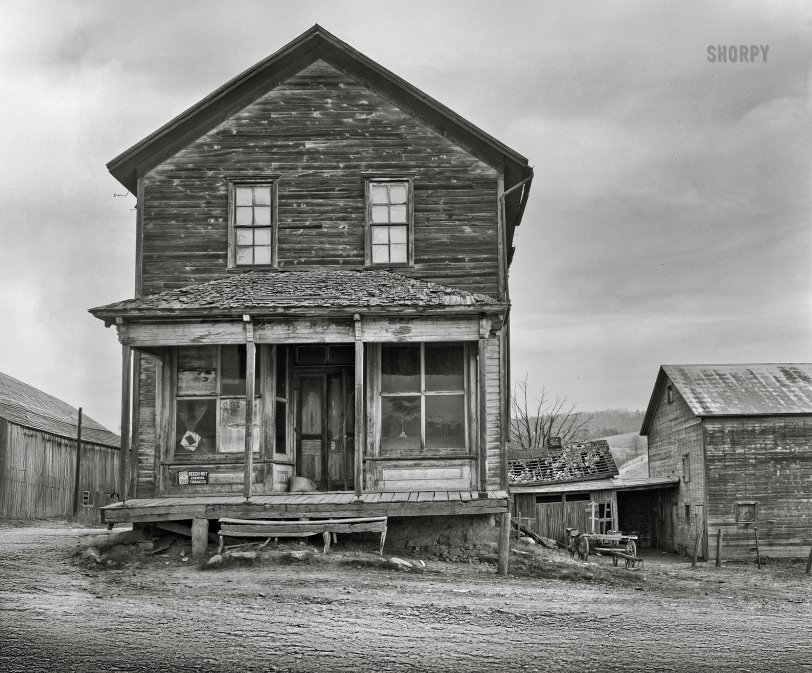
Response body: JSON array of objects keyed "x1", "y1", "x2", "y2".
[{"x1": 1, "y1": 523, "x2": 810, "y2": 673}]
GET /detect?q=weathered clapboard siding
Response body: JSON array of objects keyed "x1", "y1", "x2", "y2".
[
  {"x1": 0, "y1": 421, "x2": 119, "y2": 522},
  {"x1": 704, "y1": 415, "x2": 812, "y2": 560},
  {"x1": 646, "y1": 379, "x2": 705, "y2": 554},
  {"x1": 141, "y1": 60, "x2": 500, "y2": 297}
]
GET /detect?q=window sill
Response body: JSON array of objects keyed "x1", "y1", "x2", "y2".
[{"x1": 364, "y1": 263, "x2": 415, "y2": 270}]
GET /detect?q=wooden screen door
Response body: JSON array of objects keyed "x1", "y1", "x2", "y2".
[{"x1": 296, "y1": 371, "x2": 354, "y2": 491}]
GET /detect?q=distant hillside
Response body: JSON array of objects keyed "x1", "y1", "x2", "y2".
[
  {"x1": 581, "y1": 409, "x2": 645, "y2": 439},
  {"x1": 599, "y1": 432, "x2": 648, "y2": 477}
]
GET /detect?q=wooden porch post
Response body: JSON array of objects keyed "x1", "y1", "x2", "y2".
[
  {"x1": 119, "y1": 343, "x2": 132, "y2": 502},
  {"x1": 243, "y1": 315, "x2": 255, "y2": 500},
  {"x1": 478, "y1": 316, "x2": 489, "y2": 494},
  {"x1": 498, "y1": 510, "x2": 511, "y2": 576},
  {"x1": 354, "y1": 314, "x2": 364, "y2": 497}
]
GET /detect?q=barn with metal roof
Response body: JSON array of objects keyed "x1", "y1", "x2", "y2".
[
  {"x1": 641, "y1": 364, "x2": 812, "y2": 561},
  {"x1": 0, "y1": 372, "x2": 120, "y2": 521}
]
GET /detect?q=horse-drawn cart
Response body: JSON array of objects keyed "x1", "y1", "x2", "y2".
[{"x1": 566, "y1": 528, "x2": 643, "y2": 569}]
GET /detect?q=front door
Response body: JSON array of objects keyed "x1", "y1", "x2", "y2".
[{"x1": 296, "y1": 370, "x2": 354, "y2": 491}]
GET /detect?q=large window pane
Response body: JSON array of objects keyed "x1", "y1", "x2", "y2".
[
  {"x1": 220, "y1": 345, "x2": 260, "y2": 396},
  {"x1": 175, "y1": 399, "x2": 217, "y2": 454},
  {"x1": 381, "y1": 345, "x2": 420, "y2": 393},
  {"x1": 380, "y1": 396, "x2": 421, "y2": 454},
  {"x1": 425, "y1": 394, "x2": 465, "y2": 450},
  {"x1": 276, "y1": 346, "x2": 287, "y2": 398},
  {"x1": 218, "y1": 398, "x2": 260, "y2": 453},
  {"x1": 425, "y1": 344, "x2": 464, "y2": 391},
  {"x1": 177, "y1": 347, "x2": 217, "y2": 396},
  {"x1": 275, "y1": 400, "x2": 287, "y2": 454}
]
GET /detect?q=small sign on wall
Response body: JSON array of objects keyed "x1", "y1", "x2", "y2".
[{"x1": 178, "y1": 470, "x2": 209, "y2": 485}]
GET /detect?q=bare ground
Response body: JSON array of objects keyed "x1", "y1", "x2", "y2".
[{"x1": 0, "y1": 521, "x2": 810, "y2": 673}]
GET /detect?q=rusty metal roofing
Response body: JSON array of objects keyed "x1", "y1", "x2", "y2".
[
  {"x1": 641, "y1": 364, "x2": 812, "y2": 434},
  {"x1": 0, "y1": 372, "x2": 120, "y2": 447},
  {"x1": 89, "y1": 270, "x2": 502, "y2": 322},
  {"x1": 507, "y1": 439, "x2": 619, "y2": 486}
]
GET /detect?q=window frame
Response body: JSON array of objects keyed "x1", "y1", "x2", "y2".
[
  {"x1": 171, "y1": 345, "x2": 266, "y2": 461},
  {"x1": 682, "y1": 453, "x2": 691, "y2": 482},
  {"x1": 227, "y1": 178, "x2": 279, "y2": 269},
  {"x1": 364, "y1": 175, "x2": 415, "y2": 267},
  {"x1": 376, "y1": 342, "x2": 469, "y2": 457}
]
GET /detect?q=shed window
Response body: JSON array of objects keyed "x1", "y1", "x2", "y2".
[
  {"x1": 379, "y1": 343, "x2": 467, "y2": 456},
  {"x1": 366, "y1": 178, "x2": 413, "y2": 266},
  {"x1": 682, "y1": 453, "x2": 691, "y2": 482},
  {"x1": 175, "y1": 346, "x2": 261, "y2": 456},
  {"x1": 667, "y1": 385, "x2": 674, "y2": 403},
  {"x1": 229, "y1": 181, "x2": 277, "y2": 267},
  {"x1": 736, "y1": 502, "x2": 757, "y2": 523}
]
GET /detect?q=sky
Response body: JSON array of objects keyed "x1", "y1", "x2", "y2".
[{"x1": 0, "y1": 0, "x2": 809, "y2": 431}]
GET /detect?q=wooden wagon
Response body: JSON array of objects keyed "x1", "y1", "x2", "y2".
[{"x1": 565, "y1": 527, "x2": 642, "y2": 568}]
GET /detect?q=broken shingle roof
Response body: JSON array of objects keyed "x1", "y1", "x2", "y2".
[
  {"x1": 641, "y1": 364, "x2": 812, "y2": 434},
  {"x1": 89, "y1": 270, "x2": 502, "y2": 321},
  {"x1": 507, "y1": 439, "x2": 619, "y2": 486},
  {"x1": 0, "y1": 372, "x2": 120, "y2": 447}
]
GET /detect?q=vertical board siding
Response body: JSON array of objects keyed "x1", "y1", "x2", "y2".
[
  {"x1": 0, "y1": 423, "x2": 119, "y2": 522},
  {"x1": 705, "y1": 415, "x2": 812, "y2": 559},
  {"x1": 485, "y1": 335, "x2": 503, "y2": 489},
  {"x1": 136, "y1": 355, "x2": 159, "y2": 499},
  {"x1": 646, "y1": 380, "x2": 704, "y2": 554},
  {"x1": 142, "y1": 60, "x2": 500, "y2": 297}
]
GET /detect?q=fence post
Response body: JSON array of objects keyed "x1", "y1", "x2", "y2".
[
  {"x1": 805, "y1": 545, "x2": 812, "y2": 575},
  {"x1": 71, "y1": 408, "x2": 83, "y2": 517},
  {"x1": 715, "y1": 528, "x2": 723, "y2": 567},
  {"x1": 754, "y1": 526, "x2": 761, "y2": 570}
]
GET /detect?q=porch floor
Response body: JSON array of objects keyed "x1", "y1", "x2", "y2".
[{"x1": 101, "y1": 490, "x2": 510, "y2": 524}]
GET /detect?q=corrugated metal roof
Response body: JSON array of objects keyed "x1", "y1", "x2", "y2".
[
  {"x1": 89, "y1": 270, "x2": 502, "y2": 322},
  {"x1": 0, "y1": 372, "x2": 120, "y2": 447},
  {"x1": 507, "y1": 440, "x2": 618, "y2": 486},
  {"x1": 665, "y1": 364, "x2": 812, "y2": 416}
]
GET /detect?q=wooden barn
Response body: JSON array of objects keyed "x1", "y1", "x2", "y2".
[
  {"x1": 641, "y1": 364, "x2": 812, "y2": 560},
  {"x1": 0, "y1": 372, "x2": 120, "y2": 523},
  {"x1": 509, "y1": 439, "x2": 678, "y2": 547},
  {"x1": 90, "y1": 25, "x2": 532, "y2": 569}
]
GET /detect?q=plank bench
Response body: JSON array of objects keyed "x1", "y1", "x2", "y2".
[{"x1": 217, "y1": 516, "x2": 388, "y2": 555}]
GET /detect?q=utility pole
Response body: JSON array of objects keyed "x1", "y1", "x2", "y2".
[{"x1": 72, "y1": 408, "x2": 83, "y2": 517}]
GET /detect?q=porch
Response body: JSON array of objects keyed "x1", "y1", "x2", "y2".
[{"x1": 101, "y1": 488, "x2": 510, "y2": 524}]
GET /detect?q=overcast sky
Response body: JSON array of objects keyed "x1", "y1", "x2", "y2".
[{"x1": 0, "y1": 0, "x2": 809, "y2": 430}]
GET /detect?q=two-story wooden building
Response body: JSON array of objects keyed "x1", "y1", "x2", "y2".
[
  {"x1": 91, "y1": 26, "x2": 532, "y2": 569},
  {"x1": 641, "y1": 364, "x2": 812, "y2": 560}
]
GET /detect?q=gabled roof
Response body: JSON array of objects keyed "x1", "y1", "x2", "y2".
[
  {"x1": 507, "y1": 439, "x2": 619, "y2": 486},
  {"x1": 107, "y1": 25, "x2": 533, "y2": 240},
  {"x1": 0, "y1": 372, "x2": 120, "y2": 447},
  {"x1": 641, "y1": 364, "x2": 812, "y2": 435},
  {"x1": 89, "y1": 269, "x2": 504, "y2": 324}
]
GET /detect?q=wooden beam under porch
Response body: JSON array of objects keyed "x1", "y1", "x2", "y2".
[{"x1": 101, "y1": 489, "x2": 509, "y2": 524}]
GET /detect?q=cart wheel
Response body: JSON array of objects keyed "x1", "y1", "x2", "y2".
[
  {"x1": 624, "y1": 540, "x2": 637, "y2": 569},
  {"x1": 578, "y1": 536, "x2": 590, "y2": 561}
]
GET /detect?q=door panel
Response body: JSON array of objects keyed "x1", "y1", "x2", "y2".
[{"x1": 296, "y1": 370, "x2": 353, "y2": 491}]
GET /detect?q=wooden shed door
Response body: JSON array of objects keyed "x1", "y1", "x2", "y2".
[{"x1": 296, "y1": 371, "x2": 354, "y2": 491}]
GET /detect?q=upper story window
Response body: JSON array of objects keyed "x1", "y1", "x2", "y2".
[
  {"x1": 229, "y1": 180, "x2": 277, "y2": 268},
  {"x1": 365, "y1": 177, "x2": 414, "y2": 266}
]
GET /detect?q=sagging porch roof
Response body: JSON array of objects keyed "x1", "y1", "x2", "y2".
[{"x1": 89, "y1": 269, "x2": 506, "y2": 325}]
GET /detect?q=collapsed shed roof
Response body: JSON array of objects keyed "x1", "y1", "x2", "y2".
[{"x1": 507, "y1": 439, "x2": 619, "y2": 487}]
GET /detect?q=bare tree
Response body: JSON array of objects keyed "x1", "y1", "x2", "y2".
[{"x1": 511, "y1": 376, "x2": 593, "y2": 454}]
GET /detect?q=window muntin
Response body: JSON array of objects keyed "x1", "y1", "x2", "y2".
[
  {"x1": 379, "y1": 343, "x2": 467, "y2": 456},
  {"x1": 174, "y1": 345, "x2": 261, "y2": 456},
  {"x1": 366, "y1": 179, "x2": 412, "y2": 266},
  {"x1": 230, "y1": 182, "x2": 276, "y2": 267}
]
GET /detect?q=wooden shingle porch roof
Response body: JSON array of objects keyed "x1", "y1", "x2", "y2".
[
  {"x1": 101, "y1": 490, "x2": 510, "y2": 524},
  {"x1": 89, "y1": 269, "x2": 505, "y2": 325}
]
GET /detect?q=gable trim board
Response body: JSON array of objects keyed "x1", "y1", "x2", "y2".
[{"x1": 106, "y1": 25, "x2": 532, "y2": 245}]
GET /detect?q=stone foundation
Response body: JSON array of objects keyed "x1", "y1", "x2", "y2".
[{"x1": 385, "y1": 514, "x2": 500, "y2": 560}]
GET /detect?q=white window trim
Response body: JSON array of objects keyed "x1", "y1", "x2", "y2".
[
  {"x1": 227, "y1": 178, "x2": 279, "y2": 269},
  {"x1": 364, "y1": 176, "x2": 415, "y2": 267}
]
